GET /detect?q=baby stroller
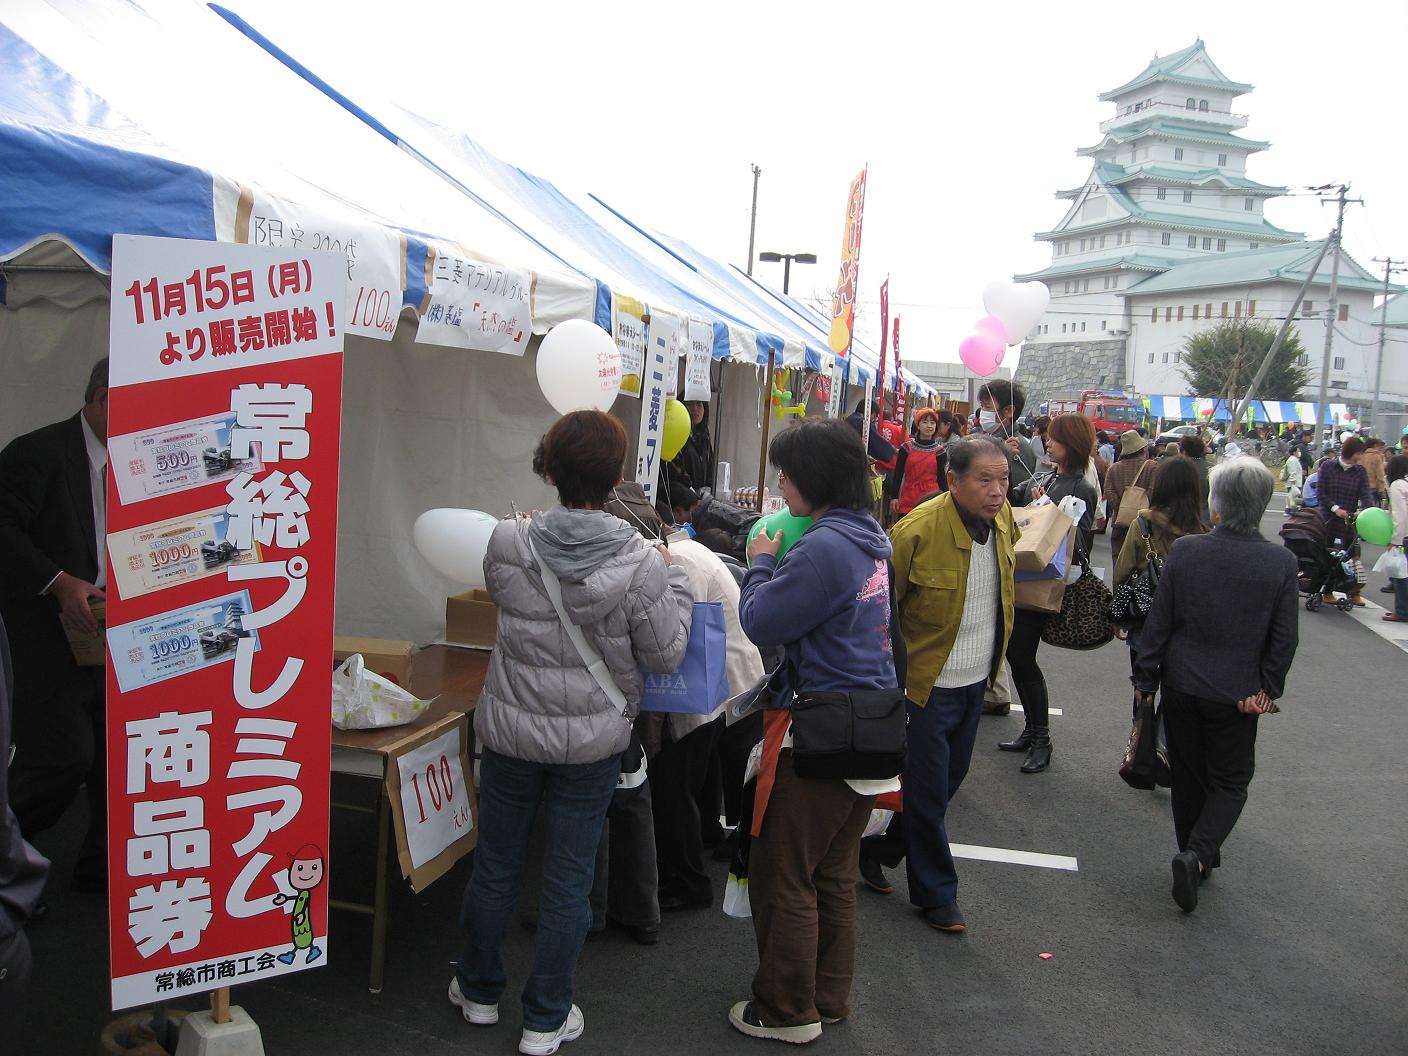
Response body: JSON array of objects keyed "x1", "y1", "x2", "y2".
[{"x1": 1279, "y1": 507, "x2": 1356, "y2": 612}]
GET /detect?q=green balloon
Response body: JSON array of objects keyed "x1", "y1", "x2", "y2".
[
  {"x1": 747, "y1": 510, "x2": 814, "y2": 565},
  {"x1": 1356, "y1": 506, "x2": 1393, "y2": 546}
]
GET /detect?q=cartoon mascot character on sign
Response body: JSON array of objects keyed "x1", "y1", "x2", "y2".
[{"x1": 273, "y1": 844, "x2": 325, "y2": 965}]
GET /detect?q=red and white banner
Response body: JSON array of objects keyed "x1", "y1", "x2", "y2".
[
  {"x1": 105, "y1": 235, "x2": 343, "y2": 1009},
  {"x1": 893, "y1": 315, "x2": 906, "y2": 424},
  {"x1": 826, "y1": 167, "x2": 867, "y2": 360},
  {"x1": 877, "y1": 277, "x2": 889, "y2": 417}
]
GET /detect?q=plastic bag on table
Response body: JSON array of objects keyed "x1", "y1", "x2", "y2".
[{"x1": 331, "y1": 653, "x2": 431, "y2": 731}]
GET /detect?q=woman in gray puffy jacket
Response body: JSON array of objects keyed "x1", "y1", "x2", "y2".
[{"x1": 449, "y1": 410, "x2": 693, "y2": 1056}]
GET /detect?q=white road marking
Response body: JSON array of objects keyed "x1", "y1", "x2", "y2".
[
  {"x1": 949, "y1": 843, "x2": 1079, "y2": 871},
  {"x1": 1341, "y1": 594, "x2": 1408, "y2": 651}
]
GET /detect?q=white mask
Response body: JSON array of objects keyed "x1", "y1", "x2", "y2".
[{"x1": 979, "y1": 409, "x2": 1003, "y2": 435}]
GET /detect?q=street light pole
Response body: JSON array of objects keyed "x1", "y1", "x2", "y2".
[
  {"x1": 1371, "y1": 256, "x2": 1405, "y2": 437},
  {"x1": 746, "y1": 164, "x2": 761, "y2": 276},
  {"x1": 1311, "y1": 183, "x2": 1362, "y2": 449},
  {"x1": 758, "y1": 251, "x2": 818, "y2": 295}
]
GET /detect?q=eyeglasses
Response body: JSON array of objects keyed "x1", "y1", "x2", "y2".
[{"x1": 776, "y1": 470, "x2": 787, "y2": 485}]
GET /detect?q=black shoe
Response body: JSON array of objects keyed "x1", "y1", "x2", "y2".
[
  {"x1": 1171, "y1": 851, "x2": 1201, "y2": 913},
  {"x1": 858, "y1": 855, "x2": 892, "y2": 895},
  {"x1": 997, "y1": 725, "x2": 1032, "y2": 752},
  {"x1": 659, "y1": 890, "x2": 712, "y2": 912},
  {"x1": 1020, "y1": 728, "x2": 1052, "y2": 774},
  {"x1": 607, "y1": 916, "x2": 659, "y2": 946},
  {"x1": 982, "y1": 700, "x2": 1011, "y2": 717},
  {"x1": 1381, "y1": 584, "x2": 1395, "y2": 594},
  {"x1": 922, "y1": 902, "x2": 966, "y2": 933}
]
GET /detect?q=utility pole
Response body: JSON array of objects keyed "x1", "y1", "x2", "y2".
[
  {"x1": 746, "y1": 164, "x2": 762, "y2": 276},
  {"x1": 1370, "y1": 255, "x2": 1406, "y2": 436},
  {"x1": 1311, "y1": 183, "x2": 1362, "y2": 450}
]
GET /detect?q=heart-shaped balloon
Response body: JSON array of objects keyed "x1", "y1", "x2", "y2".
[
  {"x1": 975, "y1": 315, "x2": 1008, "y2": 345},
  {"x1": 959, "y1": 326, "x2": 1006, "y2": 378},
  {"x1": 982, "y1": 280, "x2": 1051, "y2": 344}
]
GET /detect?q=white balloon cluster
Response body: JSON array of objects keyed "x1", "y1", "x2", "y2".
[{"x1": 412, "y1": 508, "x2": 499, "y2": 589}]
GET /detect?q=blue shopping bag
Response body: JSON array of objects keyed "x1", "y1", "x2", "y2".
[
  {"x1": 1014, "y1": 532, "x2": 1071, "y2": 583},
  {"x1": 640, "y1": 602, "x2": 730, "y2": 714}
]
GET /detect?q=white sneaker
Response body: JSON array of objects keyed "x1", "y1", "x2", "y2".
[
  {"x1": 447, "y1": 977, "x2": 499, "y2": 1025},
  {"x1": 519, "y1": 1004, "x2": 584, "y2": 1056}
]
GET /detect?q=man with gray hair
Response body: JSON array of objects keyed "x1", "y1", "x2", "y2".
[
  {"x1": 1133, "y1": 457, "x2": 1298, "y2": 913},
  {"x1": 859, "y1": 436, "x2": 1019, "y2": 933},
  {"x1": 0, "y1": 357, "x2": 110, "y2": 893}
]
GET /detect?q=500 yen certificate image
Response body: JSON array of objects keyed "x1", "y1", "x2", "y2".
[{"x1": 108, "y1": 411, "x2": 264, "y2": 506}]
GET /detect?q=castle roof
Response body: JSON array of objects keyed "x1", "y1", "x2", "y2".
[
  {"x1": 1120, "y1": 241, "x2": 1395, "y2": 298},
  {"x1": 1078, "y1": 120, "x2": 1270, "y2": 156},
  {"x1": 1098, "y1": 40, "x2": 1253, "y2": 101}
]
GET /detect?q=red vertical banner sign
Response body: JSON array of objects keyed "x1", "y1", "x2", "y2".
[
  {"x1": 104, "y1": 235, "x2": 343, "y2": 1009},
  {"x1": 893, "y1": 315, "x2": 907, "y2": 425},
  {"x1": 877, "y1": 277, "x2": 890, "y2": 419},
  {"x1": 827, "y1": 167, "x2": 868, "y2": 360}
]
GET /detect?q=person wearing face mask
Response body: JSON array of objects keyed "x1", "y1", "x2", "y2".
[{"x1": 975, "y1": 381, "x2": 1038, "y2": 506}]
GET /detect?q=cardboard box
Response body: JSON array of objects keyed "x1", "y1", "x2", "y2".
[
  {"x1": 333, "y1": 636, "x2": 415, "y2": 686},
  {"x1": 445, "y1": 590, "x2": 497, "y2": 648},
  {"x1": 62, "y1": 599, "x2": 106, "y2": 666}
]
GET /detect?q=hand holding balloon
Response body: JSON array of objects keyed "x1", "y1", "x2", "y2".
[{"x1": 748, "y1": 527, "x2": 784, "y2": 562}]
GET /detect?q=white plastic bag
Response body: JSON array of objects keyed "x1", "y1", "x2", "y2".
[
  {"x1": 1372, "y1": 546, "x2": 1408, "y2": 581},
  {"x1": 331, "y1": 654, "x2": 430, "y2": 731},
  {"x1": 862, "y1": 808, "x2": 894, "y2": 840}
]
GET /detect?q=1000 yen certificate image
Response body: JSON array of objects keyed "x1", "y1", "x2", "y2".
[
  {"x1": 106, "y1": 590, "x2": 261, "y2": 692},
  {"x1": 107, "y1": 507, "x2": 260, "y2": 600},
  {"x1": 108, "y1": 411, "x2": 264, "y2": 506}
]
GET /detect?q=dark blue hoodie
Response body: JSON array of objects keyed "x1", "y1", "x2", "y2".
[{"x1": 739, "y1": 508, "x2": 898, "y2": 703}]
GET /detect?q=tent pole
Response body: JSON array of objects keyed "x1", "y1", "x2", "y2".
[
  {"x1": 755, "y1": 349, "x2": 777, "y2": 512},
  {"x1": 710, "y1": 359, "x2": 725, "y2": 493}
]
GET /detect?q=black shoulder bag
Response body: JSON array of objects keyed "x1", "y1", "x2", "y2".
[{"x1": 789, "y1": 560, "x2": 908, "y2": 781}]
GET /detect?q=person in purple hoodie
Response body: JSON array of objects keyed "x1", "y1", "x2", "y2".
[{"x1": 728, "y1": 418, "x2": 902, "y2": 1046}]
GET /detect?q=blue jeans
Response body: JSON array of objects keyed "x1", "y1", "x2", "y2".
[
  {"x1": 1393, "y1": 577, "x2": 1408, "y2": 620},
  {"x1": 456, "y1": 747, "x2": 622, "y2": 1031},
  {"x1": 902, "y1": 682, "x2": 985, "y2": 908}
]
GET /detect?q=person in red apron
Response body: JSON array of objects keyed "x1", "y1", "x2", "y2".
[{"x1": 887, "y1": 408, "x2": 954, "y2": 520}]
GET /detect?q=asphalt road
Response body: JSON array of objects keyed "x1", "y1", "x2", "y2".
[{"x1": 19, "y1": 504, "x2": 1408, "y2": 1056}]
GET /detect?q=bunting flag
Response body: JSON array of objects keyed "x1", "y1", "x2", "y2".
[
  {"x1": 827, "y1": 167, "x2": 867, "y2": 360},
  {"x1": 877, "y1": 276, "x2": 889, "y2": 416}
]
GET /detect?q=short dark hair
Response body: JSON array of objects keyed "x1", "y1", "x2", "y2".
[
  {"x1": 977, "y1": 380, "x2": 1025, "y2": 418},
  {"x1": 945, "y1": 435, "x2": 1009, "y2": 477},
  {"x1": 1387, "y1": 453, "x2": 1408, "y2": 485},
  {"x1": 769, "y1": 418, "x2": 872, "y2": 511},
  {"x1": 1047, "y1": 413, "x2": 1096, "y2": 475},
  {"x1": 1341, "y1": 436, "x2": 1367, "y2": 460},
  {"x1": 532, "y1": 411, "x2": 627, "y2": 507},
  {"x1": 85, "y1": 357, "x2": 109, "y2": 403},
  {"x1": 1179, "y1": 435, "x2": 1207, "y2": 459},
  {"x1": 669, "y1": 484, "x2": 700, "y2": 512},
  {"x1": 853, "y1": 396, "x2": 882, "y2": 416},
  {"x1": 1365, "y1": 437, "x2": 1386, "y2": 451}
]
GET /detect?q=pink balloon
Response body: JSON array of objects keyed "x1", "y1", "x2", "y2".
[
  {"x1": 959, "y1": 325, "x2": 1006, "y2": 378},
  {"x1": 975, "y1": 315, "x2": 1008, "y2": 344}
]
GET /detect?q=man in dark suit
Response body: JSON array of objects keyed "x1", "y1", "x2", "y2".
[{"x1": 0, "y1": 358, "x2": 109, "y2": 891}]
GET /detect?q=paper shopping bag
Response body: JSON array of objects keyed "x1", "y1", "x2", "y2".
[{"x1": 1013, "y1": 502, "x2": 1077, "y2": 573}]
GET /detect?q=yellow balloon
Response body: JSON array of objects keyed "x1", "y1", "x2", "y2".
[{"x1": 662, "y1": 399, "x2": 691, "y2": 461}]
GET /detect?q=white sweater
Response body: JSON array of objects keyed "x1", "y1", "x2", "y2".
[{"x1": 935, "y1": 534, "x2": 998, "y2": 689}]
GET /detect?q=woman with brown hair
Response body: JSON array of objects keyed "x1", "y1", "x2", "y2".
[{"x1": 998, "y1": 413, "x2": 1100, "y2": 773}]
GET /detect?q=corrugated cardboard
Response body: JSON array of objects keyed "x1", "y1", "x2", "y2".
[
  {"x1": 445, "y1": 590, "x2": 497, "y2": 647},
  {"x1": 333, "y1": 636, "x2": 414, "y2": 686},
  {"x1": 63, "y1": 599, "x2": 106, "y2": 666}
]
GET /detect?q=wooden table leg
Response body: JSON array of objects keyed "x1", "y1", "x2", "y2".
[{"x1": 369, "y1": 787, "x2": 391, "y2": 994}]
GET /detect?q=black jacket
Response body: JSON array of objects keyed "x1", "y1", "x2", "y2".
[
  {"x1": 1133, "y1": 526, "x2": 1299, "y2": 704},
  {"x1": 0, "y1": 414, "x2": 98, "y2": 693}
]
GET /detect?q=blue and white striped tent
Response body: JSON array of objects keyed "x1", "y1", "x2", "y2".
[{"x1": 1144, "y1": 396, "x2": 1349, "y2": 424}]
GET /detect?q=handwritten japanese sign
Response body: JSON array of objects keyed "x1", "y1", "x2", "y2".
[
  {"x1": 106, "y1": 235, "x2": 343, "y2": 1009},
  {"x1": 634, "y1": 313, "x2": 679, "y2": 504},
  {"x1": 684, "y1": 316, "x2": 713, "y2": 402},
  {"x1": 385, "y1": 715, "x2": 477, "y2": 893},
  {"x1": 614, "y1": 293, "x2": 647, "y2": 399},
  {"x1": 419, "y1": 243, "x2": 532, "y2": 356}
]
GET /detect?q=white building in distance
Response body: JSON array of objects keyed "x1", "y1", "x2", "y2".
[{"x1": 1014, "y1": 40, "x2": 1404, "y2": 418}]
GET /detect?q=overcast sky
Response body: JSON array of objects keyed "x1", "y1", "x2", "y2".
[{"x1": 235, "y1": 0, "x2": 1408, "y2": 370}]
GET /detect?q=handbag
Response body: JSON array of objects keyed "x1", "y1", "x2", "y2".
[
  {"x1": 1119, "y1": 694, "x2": 1159, "y2": 790},
  {"x1": 1114, "y1": 461, "x2": 1155, "y2": 528},
  {"x1": 640, "y1": 601, "x2": 730, "y2": 715},
  {"x1": 1013, "y1": 500, "x2": 1075, "y2": 573},
  {"x1": 1107, "y1": 517, "x2": 1163, "y2": 627},
  {"x1": 1041, "y1": 547, "x2": 1115, "y2": 650},
  {"x1": 788, "y1": 560, "x2": 907, "y2": 781}
]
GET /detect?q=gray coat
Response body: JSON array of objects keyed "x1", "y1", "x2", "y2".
[{"x1": 475, "y1": 507, "x2": 694, "y2": 765}]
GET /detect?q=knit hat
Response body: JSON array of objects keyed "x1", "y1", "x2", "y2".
[
  {"x1": 913, "y1": 407, "x2": 939, "y2": 425},
  {"x1": 1119, "y1": 430, "x2": 1149, "y2": 457}
]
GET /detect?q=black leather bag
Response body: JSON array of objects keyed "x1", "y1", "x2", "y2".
[
  {"x1": 1119, "y1": 694, "x2": 1159, "y2": 790},
  {"x1": 1108, "y1": 517, "x2": 1163, "y2": 627},
  {"x1": 790, "y1": 688, "x2": 907, "y2": 780}
]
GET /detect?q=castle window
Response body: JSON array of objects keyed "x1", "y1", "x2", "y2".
[
  {"x1": 1250, "y1": 242, "x2": 1259, "y2": 250},
  {"x1": 1064, "y1": 281, "x2": 1071, "y2": 294},
  {"x1": 1157, "y1": 188, "x2": 1167, "y2": 200},
  {"x1": 1099, "y1": 236, "x2": 1106, "y2": 248},
  {"x1": 1248, "y1": 300, "x2": 1256, "y2": 316},
  {"x1": 1163, "y1": 353, "x2": 1169, "y2": 363},
  {"x1": 1062, "y1": 323, "x2": 1067, "y2": 333},
  {"x1": 1334, "y1": 356, "x2": 1345, "y2": 370},
  {"x1": 1152, "y1": 308, "x2": 1159, "y2": 322},
  {"x1": 1177, "y1": 306, "x2": 1184, "y2": 321},
  {"x1": 1302, "y1": 300, "x2": 1313, "y2": 318},
  {"x1": 1244, "y1": 198, "x2": 1254, "y2": 211},
  {"x1": 1080, "y1": 239, "x2": 1087, "y2": 251},
  {"x1": 1101, "y1": 320, "x2": 1107, "y2": 330},
  {"x1": 1080, "y1": 322, "x2": 1087, "y2": 332},
  {"x1": 1205, "y1": 303, "x2": 1213, "y2": 316},
  {"x1": 1186, "y1": 97, "x2": 1196, "y2": 109},
  {"x1": 1174, "y1": 148, "x2": 1184, "y2": 161},
  {"x1": 1166, "y1": 307, "x2": 1173, "y2": 321},
  {"x1": 1218, "y1": 153, "x2": 1228, "y2": 166},
  {"x1": 1193, "y1": 304, "x2": 1200, "y2": 319},
  {"x1": 1218, "y1": 239, "x2": 1227, "y2": 252},
  {"x1": 1182, "y1": 190, "x2": 1193, "y2": 203},
  {"x1": 1235, "y1": 301, "x2": 1242, "y2": 317},
  {"x1": 1083, "y1": 279, "x2": 1090, "y2": 292},
  {"x1": 1221, "y1": 302, "x2": 1229, "y2": 318},
  {"x1": 1198, "y1": 100, "x2": 1209, "y2": 111},
  {"x1": 1203, "y1": 238, "x2": 1212, "y2": 250},
  {"x1": 1298, "y1": 354, "x2": 1309, "y2": 367},
  {"x1": 1176, "y1": 350, "x2": 1182, "y2": 362},
  {"x1": 1339, "y1": 304, "x2": 1349, "y2": 321},
  {"x1": 1161, "y1": 233, "x2": 1172, "y2": 246},
  {"x1": 1188, "y1": 236, "x2": 1197, "y2": 248}
]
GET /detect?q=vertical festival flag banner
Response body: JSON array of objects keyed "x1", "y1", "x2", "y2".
[
  {"x1": 827, "y1": 167, "x2": 868, "y2": 360},
  {"x1": 877, "y1": 276, "x2": 890, "y2": 418},
  {"x1": 634, "y1": 312, "x2": 680, "y2": 504},
  {"x1": 892, "y1": 315, "x2": 907, "y2": 425},
  {"x1": 614, "y1": 294, "x2": 647, "y2": 398},
  {"x1": 105, "y1": 235, "x2": 343, "y2": 1009}
]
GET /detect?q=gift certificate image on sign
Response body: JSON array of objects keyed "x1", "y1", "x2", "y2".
[
  {"x1": 107, "y1": 507, "x2": 260, "y2": 600},
  {"x1": 109, "y1": 412, "x2": 264, "y2": 506},
  {"x1": 107, "y1": 591, "x2": 260, "y2": 694}
]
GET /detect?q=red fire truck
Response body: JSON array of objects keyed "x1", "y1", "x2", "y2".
[{"x1": 1042, "y1": 391, "x2": 1144, "y2": 435}]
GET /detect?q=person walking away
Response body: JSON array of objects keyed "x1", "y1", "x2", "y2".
[
  {"x1": 1096, "y1": 430, "x2": 1116, "y2": 470},
  {"x1": 1179, "y1": 435, "x2": 1212, "y2": 524},
  {"x1": 1104, "y1": 429, "x2": 1153, "y2": 560},
  {"x1": 1363, "y1": 437, "x2": 1388, "y2": 507},
  {"x1": 730, "y1": 418, "x2": 902, "y2": 1044},
  {"x1": 1316, "y1": 436, "x2": 1376, "y2": 607},
  {"x1": 0, "y1": 357, "x2": 109, "y2": 894},
  {"x1": 450, "y1": 411, "x2": 692, "y2": 1056},
  {"x1": 999, "y1": 414, "x2": 1100, "y2": 773},
  {"x1": 1133, "y1": 459, "x2": 1298, "y2": 912},
  {"x1": 887, "y1": 408, "x2": 949, "y2": 520},
  {"x1": 1281, "y1": 450, "x2": 1304, "y2": 512},
  {"x1": 859, "y1": 436, "x2": 1017, "y2": 931},
  {"x1": 1114, "y1": 457, "x2": 1207, "y2": 677},
  {"x1": 1380, "y1": 454, "x2": 1408, "y2": 623}
]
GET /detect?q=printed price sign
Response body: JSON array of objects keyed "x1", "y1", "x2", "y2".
[
  {"x1": 385, "y1": 716, "x2": 477, "y2": 892},
  {"x1": 614, "y1": 293, "x2": 646, "y2": 398}
]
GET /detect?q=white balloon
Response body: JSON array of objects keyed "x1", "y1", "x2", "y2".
[
  {"x1": 412, "y1": 508, "x2": 500, "y2": 588},
  {"x1": 981, "y1": 280, "x2": 1052, "y2": 344},
  {"x1": 536, "y1": 319, "x2": 622, "y2": 415}
]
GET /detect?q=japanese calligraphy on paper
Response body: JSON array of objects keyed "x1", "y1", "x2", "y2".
[
  {"x1": 634, "y1": 313, "x2": 679, "y2": 503},
  {"x1": 418, "y1": 243, "x2": 532, "y2": 356},
  {"x1": 683, "y1": 317, "x2": 713, "y2": 402},
  {"x1": 614, "y1": 293, "x2": 647, "y2": 398}
]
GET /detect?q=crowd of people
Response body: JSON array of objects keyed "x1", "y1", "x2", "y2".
[{"x1": 3, "y1": 360, "x2": 1402, "y2": 1052}]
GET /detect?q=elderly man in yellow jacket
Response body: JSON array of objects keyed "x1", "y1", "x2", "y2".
[{"x1": 859, "y1": 435, "x2": 1018, "y2": 933}]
